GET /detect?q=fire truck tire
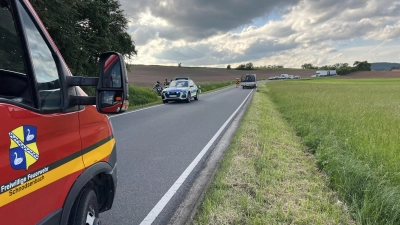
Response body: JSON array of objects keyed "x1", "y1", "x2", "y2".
[{"x1": 69, "y1": 189, "x2": 100, "y2": 225}]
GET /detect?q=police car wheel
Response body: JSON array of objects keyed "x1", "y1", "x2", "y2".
[
  {"x1": 163, "y1": 100, "x2": 168, "y2": 104},
  {"x1": 194, "y1": 92, "x2": 199, "y2": 100},
  {"x1": 186, "y1": 93, "x2": 191, "y2": 103},
  {"x1": 70, "y1": 189, "x2": 100, "y2": 225}
]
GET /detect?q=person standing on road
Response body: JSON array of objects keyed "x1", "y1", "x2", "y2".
[
  {"x1": 164, "y1": 79, "x2": 170, "y2": 87},
  {"x1": 236, "y1": 78, "x2": 240, "y2": 88}
]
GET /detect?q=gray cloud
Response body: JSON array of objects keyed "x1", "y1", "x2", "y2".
[
  {"x1": 122, "y1": 0, "x2": 400, "y2": 67},
  {"x1": 120, "y1": 0, "x2": 300, "y2": 41},
  {"x1": 155, "y1": 45, "x2": 205, "y2": 60},
  {"x1": 130, "y1": 26, "x2": 157, "y2": 45},
  {"x1": 244, "y1": 39, "x2": 298, "y2": 56}
]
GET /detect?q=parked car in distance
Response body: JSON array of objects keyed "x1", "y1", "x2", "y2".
[
  {"x1": 294, "y1": 75, "x2": 301, "y2": 79},
  {"x1": 161, "y1": 77, "x2": 200, "y2": 103},
  {"x1": 280, "y1": 74, "x2": 289, "y2": 79}
]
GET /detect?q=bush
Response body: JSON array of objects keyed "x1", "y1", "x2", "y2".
[
  {"x1": 337, "y1": 67, "x2": 357, "y2": 75},
  {"x1": 197, "y1": 81, "x2": 232, "y2": 92},
  {"x1": 236, "y1": 62, "x2": 254, "y2": 70},
  {"x1": 128, "y1": 85, "x2": 159, "y2": 107}
]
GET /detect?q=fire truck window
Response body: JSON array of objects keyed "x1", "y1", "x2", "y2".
[
  {"x1": 0, "y1": 5, "x2": 32, "y2": 106},
  {"x1": 18, "y1": 1, "x2": 61, "y2": 110}
]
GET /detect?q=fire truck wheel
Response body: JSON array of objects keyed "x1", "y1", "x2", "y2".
[{"x1": 69, "y1": 189, "x2": 100, "y2": 225}]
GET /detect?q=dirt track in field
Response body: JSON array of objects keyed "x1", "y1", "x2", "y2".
[
  {"x1": 127, "y1": 65, "x2": 316, "y2": 86},
  {"x1": 338, "y1": 71, "x2": 400, "y2": 79}
]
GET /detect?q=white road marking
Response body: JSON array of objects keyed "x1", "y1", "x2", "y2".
[
  {"x1": 109, "y1": 104, "x2": 163, "y2": 118},
  {"x1": 139, "y1": 89, "x2": 254, "y2": 225}
]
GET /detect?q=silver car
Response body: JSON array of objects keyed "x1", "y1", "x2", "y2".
[{"x1": 161, "y1": 78, "x2": 200, "y2": 103}]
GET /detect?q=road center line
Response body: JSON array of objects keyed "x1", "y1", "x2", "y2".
[{"x1": 139, "y1": 89, "x2": 254, "y2": 225}]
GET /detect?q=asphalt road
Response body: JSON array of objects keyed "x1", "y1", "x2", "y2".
[{"x1": 101, "y1": 86, "x2": 254, "y2": 225}]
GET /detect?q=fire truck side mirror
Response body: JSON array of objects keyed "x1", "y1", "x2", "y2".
[{"x1": 96, "y1": 52, "x2": 129, "y2": 114}]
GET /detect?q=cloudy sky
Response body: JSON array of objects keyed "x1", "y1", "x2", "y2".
[{"x1": 119, "y1": 0, "x2": 400, "y2": 68}]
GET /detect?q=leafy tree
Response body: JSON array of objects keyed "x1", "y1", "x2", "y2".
[
  {"x1": 227, "y1": 65, "x2": 231, "y2": 69},
  {"x1": 236, "y1": 64, "x2": 246, "y2": 70},
  {"x1": 353, "y1": 61, "x2": 371, "y2": 71},
  {"x1": 236, "y1": 62, "x2": 254, "y2": 70},
  {"x1": 320, "y1": 65, "x2": 336, "y2": 70},
  {"x1": 245, "y1": 62, "x2": 254, "y2": 70},
  {"x1": 301, "y1": 63, "x2": 316, "y2": 69},
  {"x1": 30, "y1": 0, "x2": 137, "y2": 77}
]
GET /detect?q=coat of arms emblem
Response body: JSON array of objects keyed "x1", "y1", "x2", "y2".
[{"x1": 9, "y1": 125, "x2": 39, "y2": 170}]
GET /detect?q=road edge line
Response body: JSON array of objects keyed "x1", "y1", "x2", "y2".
[
  {"x1": 168, "y1": 88, "x2": 254, "y2": 225},
  {"x1": 139, "y1": 89, "x2": 254, "y2": 225}
]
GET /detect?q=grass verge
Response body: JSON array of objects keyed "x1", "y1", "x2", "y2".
[
  {"x1": 192, "y1": 84, "x2": 354, "y2": 224},
  {"x1": 197, "y1": 81, "x2": 234, "y2": 92},
  {"x1": 128, "y1": 85, "x2": 159, "y2": 107},
  {"x1": 267, "y1": 78, "x2": 400, "y2": 224}
]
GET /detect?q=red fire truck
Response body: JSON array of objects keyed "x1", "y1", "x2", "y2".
[{"x1": 0, "y1": 0, "x2": 129, "y2": 224}]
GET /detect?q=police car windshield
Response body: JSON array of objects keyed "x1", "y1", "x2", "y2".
[{"x1": 169, "y1": 80, "x2": 188, "y2": 88}]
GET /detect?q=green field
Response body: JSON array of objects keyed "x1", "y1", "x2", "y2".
[
  {"x1": 192, "y1": 78, "x2": 400, "y2": 224},
  {"x1": 193, "y1": 84, "x2": 353, "y2": 224},
  {"x1": 267, "y1": 78, "x2": 400, "y2": 224},
  {"x1": 197, "y1": 81, "x2": 234, "y2": 92}
]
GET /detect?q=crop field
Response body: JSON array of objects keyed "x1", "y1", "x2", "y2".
[
  {"x1": 193, "y1": 84, "x2": 353, "y2": 224},
  {"x1": 127, "y1": 65, "x2": 316, "y2": 86},
  {"x1": 267, "y1": 78, "x2": 400, "y2": 224},
  {"x1": 127, "y1": 65, "x2": 400, "y2": 87}
]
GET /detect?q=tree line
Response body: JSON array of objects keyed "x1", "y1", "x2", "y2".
[
  {"x1": 301, "y1": 61, "x2": 371, "y2": 75},
  {"x1": 227, "y1": 63, "x2": 284, "y2": 70},
  {"x1": 30, "y1": 0, "x2": 137, "y2": 77}
]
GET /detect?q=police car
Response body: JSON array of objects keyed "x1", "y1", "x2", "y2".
[{"x1": 161, "y1": 77, "x2": 200, "y2": 103}]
